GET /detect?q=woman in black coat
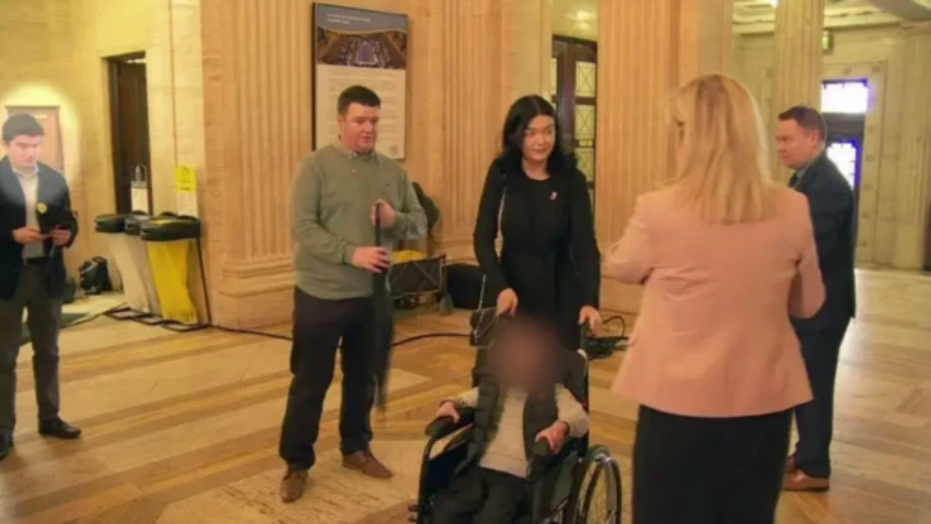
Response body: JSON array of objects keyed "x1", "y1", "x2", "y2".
[{"x1": 473, "y1": 95, "x2": 601, "y2": 350}]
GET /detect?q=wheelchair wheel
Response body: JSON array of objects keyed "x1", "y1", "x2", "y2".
[{"x1": 564, "y1": 445, "x2": 622, "y2": 524}]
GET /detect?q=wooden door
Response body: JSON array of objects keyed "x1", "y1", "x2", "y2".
[
  {"x1": 108, "y1": 55, "x2": 152, "y2": 214},
  {"x1": 5, "y1": 106, "x2": 65, "y2": 172},
  {"x1": 552, "y1": 37, "x2": 597, "y2": 212}
]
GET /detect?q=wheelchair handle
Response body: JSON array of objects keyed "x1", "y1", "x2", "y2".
[
  {"x1": 425, "y1": 415, "x2": 463, "y2": 439},
  {"x1": 580, "y1": 323, "x2": 594, "y2": 349},
  {"x1": 426, "y1": 416, "x2": 452, "y2": 436}
]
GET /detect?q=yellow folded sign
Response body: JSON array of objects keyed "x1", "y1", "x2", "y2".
[{"x1": 174, "y1": 165, "x2": 196, "y2": 193}]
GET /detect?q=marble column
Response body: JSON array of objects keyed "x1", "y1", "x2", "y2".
[
  {"x1": 595, "y1": 0, "x2": 732, "y2": 313},
  {"x1": 425, "y1": 0, "x2": 552, "y2": 260},
  {"x1": 892, "y1": 22, "x2": 931, "y2": 270},
  {"x1": 770, "y1": 0, "x2": 825, "y2": 180},
  {"x1": 199, "y1": 0, "x2": 547, "y2": 327},
  {"x1": 501, "y1": 0, "x2": 553, "y2": 102},
  {"x1": 678, "y1": 0, "x2": 734, "y2": 80},
  {"x1": 200, "y1": 0, "x2": 313, "y2": 328}
]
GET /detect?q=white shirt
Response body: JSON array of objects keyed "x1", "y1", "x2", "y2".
[
  {"x1": 13, "y1": 165, "x2": 44, "y2": 259},
  {"x1": 451, "y1": 384, "x2": 589, "y2": 479}
]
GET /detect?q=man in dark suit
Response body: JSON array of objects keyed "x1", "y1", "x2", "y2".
[
  {"x1": 0, "y1": 114, "x2": 82, "y2": 463},
  {"x1": 776, "y1": 106, "x2": 857, "y2": 492}
]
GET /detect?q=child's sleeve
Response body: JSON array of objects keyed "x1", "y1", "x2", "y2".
[
  {"x1": 448, "y1": 387, "x2": 479, "y2": 409},
  {"x1": 555, "y1": 385, "x2": 590, "y2": 438}
]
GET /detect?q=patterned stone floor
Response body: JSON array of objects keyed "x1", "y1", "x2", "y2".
[{"x1": 1, "y1": 268, "x2": 929, "y2": 523}]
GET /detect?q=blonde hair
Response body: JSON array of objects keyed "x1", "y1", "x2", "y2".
[{"x1": 673, "y1": 74, "x2": 774, "y2": 224}]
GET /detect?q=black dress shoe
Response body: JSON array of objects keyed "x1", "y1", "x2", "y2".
[
  {"x1": 0, "y1": 433, "x2": 12, "y2": 462},
  {"x1": 38, "y1": 419, "x2": 82, "y2": 440}
]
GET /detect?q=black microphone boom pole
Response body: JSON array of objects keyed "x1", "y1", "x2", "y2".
[{"x1": 372, "y1": 201, "x2": 392, "y2": 412}]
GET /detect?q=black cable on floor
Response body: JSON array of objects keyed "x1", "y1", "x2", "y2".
[
  {"x1": 64, "y1": 275, "x2": 619, "y2": 352},
  {"x1": 59, "y1": 242, "x2": 474, "y2": 348},
  {"x1": 211, "y1": 325, "x2": 292, "y2": 342},
  {"x1": 601, "y1": 315, "x2": 628, "y2": 338},
  {"x1": 59, "y1": 302, "x2": 128, "y2": 331},
  {"x1": 391, "y1": 332, "x2": 470, "y2": 346},
  {"x1": 190, "y1": 238, "x2": 470, "y2": 347},
  {"x1": 62, "y1": 296, "x2": 469, "y2": 347},
  {"x1": 211, "y1": 323, "x2": 470, "y2": 347}
]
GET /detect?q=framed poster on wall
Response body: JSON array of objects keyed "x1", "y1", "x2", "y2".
[{"x1": 312, "y1": 3, "x2": 409, "y2": 159}]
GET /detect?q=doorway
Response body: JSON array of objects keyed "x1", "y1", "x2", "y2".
[
  {"x1": 552, "y1": 36, "x2": 597, "y2": 212},
  {"x1": 824, "y1": 116, "x2": 864, "y2": 202},
  {"x1": 108, "y1": 53, "x2": 152, "y2": 215},
  {"x1": 5, "y1": 106, "x2": 65, "y2": 172},
  {"x1": 821, "y1": 79, "x2": 868, "y2": 205}
]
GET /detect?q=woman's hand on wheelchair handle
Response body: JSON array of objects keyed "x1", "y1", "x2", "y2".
[
  {"x1": 435, "y1": 401, "x2": 460, "y2": 423},
  {"x1": 578, "y1": 305, "x2": 601, "y2": 332},
  {"x1": 496, "y1": 288, "x2": 518, "y2": 317}
]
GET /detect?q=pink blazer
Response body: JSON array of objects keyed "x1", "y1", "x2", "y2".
[{"x1": 604, "y1": 187, "x2": 825, "y2": 417}]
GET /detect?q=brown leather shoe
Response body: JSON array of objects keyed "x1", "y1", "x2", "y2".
[
  {"x1": 785, "y1": 455, "x2": 797, "y2": 473},
  {"x1": 343, "y1": 450, "x2": 393, "y2": 479},
  {"x1": 782, "y1": 471, "x2": 830, "y2": 492},
  {"x1": 280, "y1": 467, "x2": 308, "y2": 503}
]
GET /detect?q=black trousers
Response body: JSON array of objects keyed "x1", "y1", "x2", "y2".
[
  {"x1": 432, "y1": 466, "x2": 527, "y2": 524},
  {"x1": 0, "y1": 264, "x2": 63, "y2": 434},
  {"x1": 278, "y1": 289, "x2": 377, "y2": 470},
  {"x1": 793, "y1": 319, "x2": 850, "y2": 479},
  {"x1": 633, "y1": 406, "x2": 792, "y2": 524}
]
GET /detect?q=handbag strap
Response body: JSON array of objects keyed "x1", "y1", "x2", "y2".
[{"x1": 472, "y1": 178, "x2": 506, "y2": 340}]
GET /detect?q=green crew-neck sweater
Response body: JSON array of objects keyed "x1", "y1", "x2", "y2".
[{"x1": 291, "y1": 144, "x2": 427, "y2": 299}]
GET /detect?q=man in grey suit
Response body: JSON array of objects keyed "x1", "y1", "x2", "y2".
[{"x1": 0, "y1": 114, "x2": 82, "y2": 463}]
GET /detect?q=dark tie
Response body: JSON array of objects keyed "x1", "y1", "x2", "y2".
[{"x1": 789, "y1": 172, "x2": 799, "y2": 188}]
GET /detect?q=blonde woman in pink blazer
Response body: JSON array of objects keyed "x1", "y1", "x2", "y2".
[{"x1": 604, "y1": 74, "x2": 825, "y2": 524}]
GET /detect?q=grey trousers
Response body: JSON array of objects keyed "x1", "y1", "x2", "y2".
[{"x1": 0, "y1": 264, "x2": 63, "y2": 434}]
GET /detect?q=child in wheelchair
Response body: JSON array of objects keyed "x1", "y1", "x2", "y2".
[{"x1": 429, "y1": 317, "x2": 589, "y2": 524}]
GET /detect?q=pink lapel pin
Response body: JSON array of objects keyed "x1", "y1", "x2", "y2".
[{"x1": 550, "y1": 192, "x2": 558, "y2": 201}]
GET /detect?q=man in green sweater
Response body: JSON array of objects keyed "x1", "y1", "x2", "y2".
[{"x1": 279, "y1": 85, "x2": 427, "y2": 503}]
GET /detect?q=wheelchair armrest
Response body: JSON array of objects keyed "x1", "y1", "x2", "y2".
[
  {"x1": 425, "y1": 409, "x2": 475, "y2": 439},
  {"x1": 527, "y1": 436, "x2": 583, "y2": 480}
]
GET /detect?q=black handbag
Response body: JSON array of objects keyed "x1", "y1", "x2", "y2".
[
  {"x1": 469, "y1": 179, "x2": 506, "y2": 347},
  {"x1": 79, "y1": 257, "x2": 112, "y2": 295}
]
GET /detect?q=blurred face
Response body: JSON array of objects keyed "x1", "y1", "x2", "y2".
[
  {"x1": 776, "y1": 119, "x2": 821, "y2": 170},
  {"x1": 338, "y1": 103, "x2": 379, "y2": 154},
  {"x1": 3, "y1": 134, "x2": 42, "y2": 171},
  {"x1": 490, "y1": 322, "x2": 557, "y2": 390},
  {"x1": 520, "y1": 115, "x2": 556, "y2": 165}
]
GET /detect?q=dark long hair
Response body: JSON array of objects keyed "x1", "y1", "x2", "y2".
[{"x1": 497, "y1": 95, "x2": 576, "y2": 175}]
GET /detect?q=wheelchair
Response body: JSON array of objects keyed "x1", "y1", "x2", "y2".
[{"x1": 409, "y1": 331, "x2": 623, "y2": 524}]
